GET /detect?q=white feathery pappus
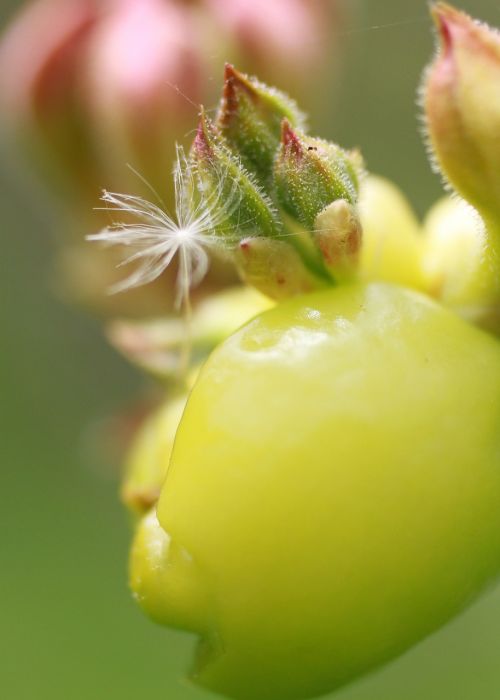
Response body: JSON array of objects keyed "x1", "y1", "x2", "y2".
[{"x1": 87, "y1": 144, "x2": 242, "y2": 310}]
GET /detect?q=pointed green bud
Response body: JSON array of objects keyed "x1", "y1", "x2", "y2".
[
  {"x1": 234, "y1": 237, "x2": 326, "y2": 301},
  {"x1": 191, "y1": 108, "x2": 281, "y2": 241},
  {"x1": 217, "y1": 64, "x2": 305, "y2": 184},
  {"x1": 274, "y1": 120, "x2": 363, "y2": 281},
  {"x1": 274, "y1": 119, "x2": 361, "y2": 231}
]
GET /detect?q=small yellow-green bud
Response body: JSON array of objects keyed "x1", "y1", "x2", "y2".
[
  {"x1": 234, "y1": 237, "x2": 326, "y2": 300},
  {"x1": 121, "y1": 394, "x2": 188, "y2": 516},
  {"x1": 421, "y1": 197, "x2": 488, "y2": 322},
  {"x1": 130, "y1": 508, "x2": 209, "y2": 633},
  {"x1": 358, "y1": 175, "x2": 425, "y2": 290},
  {"x1": 314, "y1": 199, "x2": 362, "y2": 283}
]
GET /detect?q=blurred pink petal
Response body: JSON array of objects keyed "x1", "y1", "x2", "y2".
[{"x1": 206, "y1": 0, "x2": 327, "y2": 70}]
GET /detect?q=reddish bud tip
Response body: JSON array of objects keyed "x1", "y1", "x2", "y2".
[
  {"x1": 431, "y1": 3, "x2": 472, "y2": 57},
  {"x1": 280, "y1": 119, "x2": 303, "y2": 157},
  {"x1": 433, "y1": 12, "x2": 453, "y2": 55},
  {"x1": 223, "y1": 62, "x2": 239, "y2": 83},
  {"x1": 193, "y1": 108, "x2": 215, "y2": 158},
  {"x1": 220, "y1": 63, "x2": 256, "y2": 126}
]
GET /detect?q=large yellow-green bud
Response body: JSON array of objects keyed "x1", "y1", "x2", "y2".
[{"x1": 132, "y1": 283, "x2": 500, "y2": 700}]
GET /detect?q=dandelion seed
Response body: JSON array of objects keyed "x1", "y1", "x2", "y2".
[{"x1": 87, "y1": 144, "x2": 241, "y2": 309}]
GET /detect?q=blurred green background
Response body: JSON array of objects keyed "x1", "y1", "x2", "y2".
[{"x1": 2, "y1": 1, "x2": 500, "y2": 698}]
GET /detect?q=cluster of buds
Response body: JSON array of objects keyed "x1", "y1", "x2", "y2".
[
  {"x1": 205, "y1": 66, "x2": 361, "y2": 299},
  {"x1": 96, "y1": 1, "x2": 500, "y2": 342},
  {"x1": 89, "y1": 64, "x2": 364, "y2": 308},
  {"x1": 0, "y1": 0, "x2": 338, "y2": 315}
]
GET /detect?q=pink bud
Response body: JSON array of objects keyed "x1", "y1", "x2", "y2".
[
  {"x1": 422, "y1": 3, "x2": 500, "y2": 331},
  {"x1": 424, "y1": 3, "x2": 500, "y2": 223},
  {"x1": 0, "y1": 0, "x2": 97, "y2": 121}
]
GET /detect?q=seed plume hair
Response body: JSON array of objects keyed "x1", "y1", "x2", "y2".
[{"x1": 87, "y1": 144, "x2": 242, "y2": 310}]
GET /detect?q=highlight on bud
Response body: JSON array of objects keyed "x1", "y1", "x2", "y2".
[
  {"x1": 424, "y1": 3, "x2": 500, "y2": 223},
  {"x1": 217, "y1": 64, "x2": 305, "y2": 183}
]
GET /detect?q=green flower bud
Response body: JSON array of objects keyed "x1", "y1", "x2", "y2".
[
  {"x1": 217, "y1": 64, "x2": 305, "y2": 184},
  {"x1": 274, "y1": 120, "x2": 363, "y2": 281},
  {"x1": 119, "y1": 21, "x2": 500, "y2": 700},
  {"x1": 274, "y1": 119, "x2": 361, "y2": 230},
  {"x1": 191, "y1": 108, "x2": 282, "y2": 241}
]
